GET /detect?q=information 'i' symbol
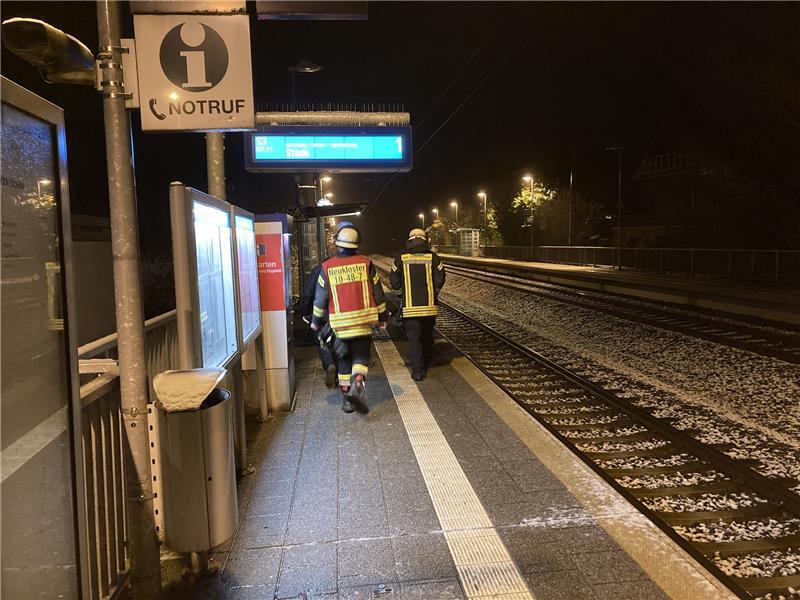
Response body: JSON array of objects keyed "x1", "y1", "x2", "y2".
[{"x1": 159, "y1": 22, "x2": 229, "y2": 91}]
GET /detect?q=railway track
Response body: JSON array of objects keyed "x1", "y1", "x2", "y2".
[
  {"x1": 371, "y1": 258, "x2": 800, "y2": 598},
  {"x1": 435, "y1": 302, "x2": 800, "y2": 599},
  {"x1": 442, "y1": 262, "x2": 800, "y2": 365}
]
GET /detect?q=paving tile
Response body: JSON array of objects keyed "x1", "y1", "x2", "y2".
[
  {"x1": 223, "y1": 547, "x2": 282, "y2": 587},
  {"x1": 247, "y1": 493, "x2": 293, "y2": 518},
  {"x1": 338, "y1": 583, "x2": 400, "y2": 599},
  {"x1": 391, "y1": 533, "x2": 458, "y2": 582},
  {"x1": 338, "y1": 504, "x2": 390, "y2": 540},
  {"x1": 386, "y1": 505, "x2": 440, "y2": 536},
  {"x1": 557, "y1": 525, "x2": 619, "y2": 555},
  {"x1": 235, "y1": 515, "x2": 288, "y2": 549},
  {"x1": 400, "y1": 579, "x2": 464, "y2": 599},
  {"x1": 592, "y1": 579, "x2": 669, "y2": 599},
  {"x1": 497, "y1": 528, "x2": 577, "y2": 575},
  {"x1": 572, "y1": 549, "x2": 649, "y2": 585},
  {"x1": 275, "y1": 544, "x2": 337, "y2": 597},
  {"x1": 225, "y1": 584, "x2": 276, "y2": 599},
  {"x1": 524, "y1": 569, "x2": 597, "y2": 600},
  {"x1": 338, "y1": 538, "x2": 398, "y2": 587}
]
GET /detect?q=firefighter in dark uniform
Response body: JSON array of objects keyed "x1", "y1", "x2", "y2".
[
  {"x1": 390, "y1": 228, "x2": 446, "y2": 381},
  {"x1": 311, "y1": 225, "x2": 387, "y2": 413},
  {"x1": 301, "y1": 244, "x2": 338, "y2": 387}
]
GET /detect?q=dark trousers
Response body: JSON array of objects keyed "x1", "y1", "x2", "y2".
[
  {"x1": 404, "y1": 317, "x2": 435, "y2": 373},
  {"x1": 337, "y1": 336, "x2": 372, "y2": 387},
  {"x1": 319, "y1": 344, "x2": 335, "y2": 371}
]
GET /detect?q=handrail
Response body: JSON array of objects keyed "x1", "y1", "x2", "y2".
[
  {"x1": 486, "y1": 245, "x2": 800, "y2": 253},
  {"x1": 78, "y1": 309, "x2": 176, "y2": 359}
]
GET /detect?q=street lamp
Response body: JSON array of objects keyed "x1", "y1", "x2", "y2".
[
  {"x1": 324, "y1": 192, "x2": 334, "y2": 199},
  {"x1": 288, "y1": 59, "x2": 322, "y2": 106},
  {"x1": 418, "y1": 212, "x2": 425, "y2": 228},
  {"x1": 605, "y1": 146, "x2": 623, "y2": 269},
  {"x1": 477, "y1": 192, "x2": 487, "y2": 239},
  {"x1": 432, "y1": 207, "x2": 439, "y2": 221},
  {"x1": 450, "y1": 200, "x2": 458, "y2": 225},
  {"x1": 522, "y1": 175, "x2": 535, "y2": 253}
]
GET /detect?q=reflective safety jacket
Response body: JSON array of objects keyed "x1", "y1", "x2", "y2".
[
  {"x1": 389, "y1": 244, "x2": 445, "y2": 318},
  {"x1": 311, "y1": 254, "x2": 387, "y2": 339}
]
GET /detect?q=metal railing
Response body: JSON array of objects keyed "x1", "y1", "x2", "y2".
[
  {"x1": 78, "y1": 310, "x2": 178, "y2": 599},
  {"x1": 478, "y1": 246, "x2": 800, "y2": 282}
]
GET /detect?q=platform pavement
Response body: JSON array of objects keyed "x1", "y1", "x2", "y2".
[
  {"x1": 440, "y1": 253, "x2": 800, "y2": 325},
  {"x1": 163, "y1": 336, "x2": 694, "y2": 599}
]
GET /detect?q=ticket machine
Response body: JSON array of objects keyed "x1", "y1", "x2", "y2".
[{"x1": 243, "y1": 214, "x2": 294, "y2": 412}]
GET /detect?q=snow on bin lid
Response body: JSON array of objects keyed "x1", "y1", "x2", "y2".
[{"x1": 153, "y1": 368, "x2": 226, "y2": 412}]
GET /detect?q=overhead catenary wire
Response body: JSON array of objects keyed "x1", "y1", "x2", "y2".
[{"x1": 364, "y1": 29, "x2": 531, "y2": 214}]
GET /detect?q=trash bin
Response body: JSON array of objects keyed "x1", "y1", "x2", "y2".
[{"x1": 154, "y1": 369, "x2": 238, "y2": 553}]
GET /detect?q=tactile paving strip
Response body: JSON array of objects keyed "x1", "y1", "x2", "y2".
[{"x1": 375, "y1": 339, "x2": 535, "y2": 599}]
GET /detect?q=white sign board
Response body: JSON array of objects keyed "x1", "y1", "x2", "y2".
[{"x1": 133, "y1": 14, "x2": 254, "y2": 131}]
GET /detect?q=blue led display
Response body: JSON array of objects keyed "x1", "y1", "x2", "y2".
[
  {"x1": 253, "y1": 135, "x2": 404, "y2": 161},
  {"x1": 245, "y1": 127, "x2": 412, "y2": 173}
]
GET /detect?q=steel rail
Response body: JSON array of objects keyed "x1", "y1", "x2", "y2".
[
  {"x1": 444, "y1": 263, "x2": 800, "y2": 364},
  {"x1": 433, "y1": 301, "x2": 800, "y2": 599}
]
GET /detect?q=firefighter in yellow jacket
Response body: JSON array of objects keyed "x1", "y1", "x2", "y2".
[
  {"x1": 390, "y1": 228, "x2": 446, "y2": 381},
  {"x1": 311, "y1": 225, "x2": 387, "y2": 413}
]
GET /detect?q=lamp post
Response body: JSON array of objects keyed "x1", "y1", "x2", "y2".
[
  {"x1": 418, "y1": 212, "x2": 425, "y2": 229},
  {"x1": 477, "y1": 191, "x2": 487, "y2": 243},
  {"x1": 450, "y1": 200, "x2": 458, "y2": 225},
  {"x1": 522, "y1": 175, "x2": 534, "y2": 255},
  {"x1": 288, "y1": 59, "x2": 322, "y2": 106},
  {"x1": 605, "y1": 146, "x2": 623, "y2": 269},
  {"x1": 432, "y1": 207, "x2": 439, "y2": 222}
]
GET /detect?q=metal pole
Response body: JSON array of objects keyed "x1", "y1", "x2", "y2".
[
  {"x1": 96, "y1": 1, "x2": 160, "y2": 597},
  {"x1": 529, "y1": 179, "x2": 534, "y2": 258},
  {"x1": 483, "y1": 195, "x2": 487, "y2": 239},
  {"x1": 617, "y1": 147, "x2": 622, "y2": 270},
  {"x1": 206, "y1": 133, "x2": 225, "y2": 199},
  {"x1": 568, "y1": 164, "x2": 573, "y2": 246}
]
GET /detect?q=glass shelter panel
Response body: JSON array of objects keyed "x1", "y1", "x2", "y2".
[
  {"x1": 235, "y1": 214, "x2": 260, "y2": 343},
  {"x1": 193, "y1": 200, "x2": 238, "y2": 367},
  {"x1": 1, "y1": 103, "x2": 79, "y2": 597}
]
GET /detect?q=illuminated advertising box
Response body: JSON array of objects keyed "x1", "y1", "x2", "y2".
[
  {"x1": 233, "y1": 210, "x2": 261, "y2": 345},
  {"x1": 244, "y1": 126, "x2": 412, "y2": 173},
  {"x1": 192, "y1": 196, "x2": 238, "y2": 368}
]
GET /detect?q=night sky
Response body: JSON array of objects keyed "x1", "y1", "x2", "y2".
[{"x1": 2, "y1": 1, "x2": 799, "y2": 255}]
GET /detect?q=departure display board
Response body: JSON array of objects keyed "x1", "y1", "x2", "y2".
[{"x1": 244, "y1": 126, "x2": 412, "y2": 173}]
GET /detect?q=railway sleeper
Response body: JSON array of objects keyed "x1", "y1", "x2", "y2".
[
  {"x1": 605, "y1": 462, "x2": 712, "y2": 477},
  {"x1": 583, "y1": 444, "x2": 679, "y2": 460},
  {"x1": 696, "y1": 533, "x2": 800, "y2": 558},
  {"x1": 736, "y1": 574, "x2": 800, "y2": 595},
  {"x1": 546, "y1": 418, "x2": 635, "y2": 430},
  {"x1": 628, "y1": 480, "x2": 742, "y2": 498},
  {"x1": 656, "y1": 503, "x2": 782, "y2": 525},
  {"x1": 559, "y1": 431, "x2": 656, "y2": 444}
]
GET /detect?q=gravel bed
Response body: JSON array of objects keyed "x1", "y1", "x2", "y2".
[
  {"x1": 714, "y1": 548, "x2": 800, "y2": 579},
  {"x1": 576, "y1": 438, "x2": 669, "y2": 453},
  {"x1": 441, "y1": 276, "x2": 800, "y2": 494},
  {"x1": 642, "y1": 492, "x2": 769, "y2": 513},
  {"x1": 598, "y1": 453, "x2": 697, "y2": 470},
  {"x1": 617, "y1": 470, "x2": 729, "y2": 490},
  {"x1": 524, "y1": 401, "x2": 605, "y2": 412},
  {"x1": 565, "y1": 425, "x2": 649, "y2": 439},
  {"x1": 675, "y1": 517, "x2": 800, "y2": 543}
]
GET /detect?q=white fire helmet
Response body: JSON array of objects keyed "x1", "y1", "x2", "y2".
[
  {"x1": 335, "y1": 226, "x2": 360, "y2": 249},
  {"x1": 408, "y1": 228, "x2": 427, "y2": 241}
]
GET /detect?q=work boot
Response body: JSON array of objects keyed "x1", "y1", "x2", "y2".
[
  {"x1": 325, "y1": 364, "x2": 337, "y2": 388},
  {"x1": 349, "y1": 375, "x2": 368, "y2": 414},
  {"x1": 341, "y1": 388, "x2": 355, "y2": 413},
  {"x1": 411, "y1": 369, "x2": 427, "y2": 382}
]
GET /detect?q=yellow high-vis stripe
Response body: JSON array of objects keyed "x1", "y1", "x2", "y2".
[
  {"x1": 437, "y1": 262, "x2": 444, "y2": 270},
  {"x1": 313, "y1": 305, "x2": 326, "y2": 317},
  {"x1": 335, "y1": 325, "x2": 373, "y2": 339},
  {"x1": 376, "y1": 302, "x2": 387, "y2": 313},
  {"x1": 402, "y1": 305, "x2": 438, "y2": 317},
  {"x1": 425, "y1": 262, "x2": 434, "y2": 306},
  {"x1": 338, "y1": 374, "x2": 351, "y2": 384},
  {"x1": 352, "y1": 363, "x2": 369, "y2": 376},
  {"x1": 373, "y1": 273, "x2": 380, "y2": 284},
  {"x1": 317, "y1": 275, "x2": 326, "y2": 288},
  {"x1": 391, "y1": 263, "x2": 398, "y2": 271}
]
